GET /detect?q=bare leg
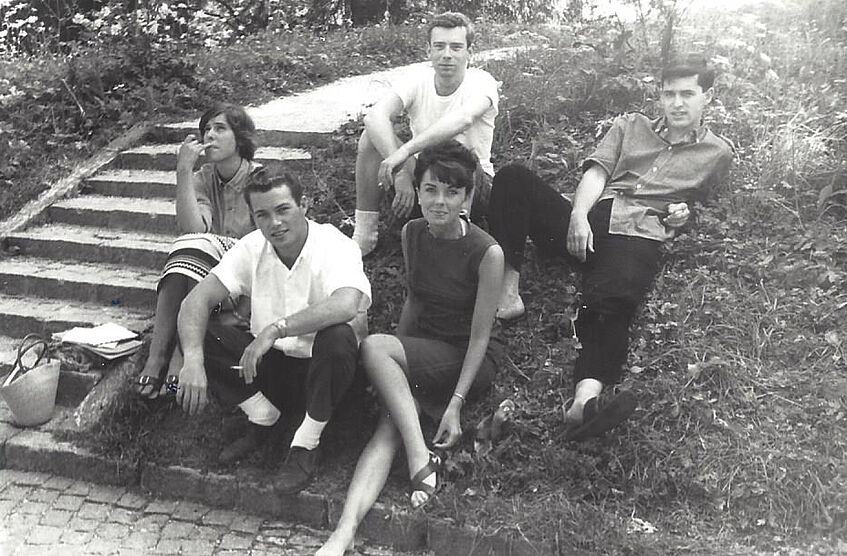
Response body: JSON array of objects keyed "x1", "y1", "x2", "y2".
[
  {"x1": 354, "y1": 130, "x2": 412, "y2": 255},
  {"x1": 316, "y1": 413, "x2": 401, "y2": 556},
  {"x1": 497, "y1": 263, "x2": 525, "y2": 320},
  {"x1": 359, "y1": 335, "x2": 431, "y2": 487},
  {"x1": 354, "y1": 130, "x2": 384, "y2": 212},
  {"x1": 137, "y1": 274, "x2": 195, "y2": 397},
  {"x1": 565, "y1": 378, "x2": 603, "y2": 424}
]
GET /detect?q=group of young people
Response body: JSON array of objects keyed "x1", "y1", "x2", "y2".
[{"x1": 132, "y1": 11, "x2": 732, "y2": 555}]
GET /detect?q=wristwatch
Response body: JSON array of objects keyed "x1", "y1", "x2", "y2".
[{"x1": 272, "y1": 318, "x2": 288, "y2": 338}]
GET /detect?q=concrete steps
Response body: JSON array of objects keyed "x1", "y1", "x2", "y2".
[
  {"x1": 83, "y1": 169, "x2": 175, "y2": 198},
  {"x1": 5, "y1": 223, "x2": 173, "y2": 268},
  {"x1": 0, "y1": 293, "x2": 153, "y2": 339},
  {"x1": 151, "y1": 123, "x2": 329, "y2": 148},
  {"x1": 0, "y1": 74, "x2": 352, "y2": 371},
  {"x1": 113, "y1": 144, "x2": 312, "y2": 173},
  {"x1": 0, "y1": 256, "x2": 159, "y2": 308},
  {"x1": 49, "y1": 195, "x2": 176, "y2": 234},
  {"x1": 0, "y1": 115, "x2": 324, "y2": 364},
  {"x1": 0, "y1": 334, "x2": 20, "y2": 367}
]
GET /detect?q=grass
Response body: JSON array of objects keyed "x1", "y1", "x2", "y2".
[{"x1": 17, "y1": 0, "x2": 847, "y2": 553}]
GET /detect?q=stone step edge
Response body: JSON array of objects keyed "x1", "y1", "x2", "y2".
[
  {"x1": 0, "y1": 123, "x2": 153, "y2": 240},
  {"x1": 0, "y1": 426, "x2": 550, "y2": 555},
  {"x1": 148, "y1": 125, "x2": 330, "y2": 148}
]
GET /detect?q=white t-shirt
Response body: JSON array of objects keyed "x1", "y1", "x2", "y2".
[
  {"x1": 211, "y1": 221, "x2": 372, "y2": 358},
  {"x1": 393, "y1": 66, "x2": 499, "y2": 176}
]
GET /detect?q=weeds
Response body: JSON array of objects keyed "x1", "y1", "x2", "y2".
[{"x1": 10, "y1": 1, "x2": 847, "y2": 553}]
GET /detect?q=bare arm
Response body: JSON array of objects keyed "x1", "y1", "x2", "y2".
[
  {"x1": 396, "y1": 296, "x2": 418, "y2": 336},
  {"x1": 176, "y1": 274, "x2": 230, "y2": 415},
  {"x1": 239, "y1": 288, "x2": 364, "y2": 382},
  {"x1": 396, "y1": 223, "x2": 418, "y2": 335},
  {"x1": 362, "y1": 93, "x2": 406, "y2": 159},
  {"x1": 378, "y1": 94, "x2": 493, "y2": 187},
  {"x1": 567, "y1": 163, "x2": 609, "y2": 262},
  {"x1": 175, "y1": 135, "x2": 211, "y2": 233},
  {"x1": 433, "y1": 244, "x2": 505, "y2": 449}
]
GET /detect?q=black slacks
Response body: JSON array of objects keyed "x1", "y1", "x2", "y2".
[
  {"x1": 489, "y1": 163, "x2": 663, "y2": 385},
  {"x1": 203, "y1": 321, "x2": 358, "y2": 421}
]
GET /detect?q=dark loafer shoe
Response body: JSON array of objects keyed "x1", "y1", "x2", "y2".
[
  {"x1": 274, "y1": 446, "x2": 319, "y2": 494},
  {"x1": 565, "y1": 390, "x2": 637, "y2": 442},
  {"x1": 218, "y1": 423, "x2": 271, "y2": 464}
]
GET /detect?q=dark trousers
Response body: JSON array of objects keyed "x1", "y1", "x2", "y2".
[
  {"x1": 203, "y1": 321, "x2": 358, "y2": 422},
  {"x1": 489, "y1": 163, "x2": 662, "y2": 385}
]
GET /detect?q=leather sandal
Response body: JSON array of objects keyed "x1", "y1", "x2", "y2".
[
  {"x1": 134, "y1": 367, "x2": 167, "y2": 400},
  {"x1": 164, "y1": 375, "x2": 180, "y2": 395},
  {"x1": 409, "y1": 451, "x2": 441, "y2": 509}
]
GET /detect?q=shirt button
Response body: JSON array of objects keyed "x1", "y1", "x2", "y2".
[{"x1": 652, "y1": 167, "x2": 658, "y2": 172}]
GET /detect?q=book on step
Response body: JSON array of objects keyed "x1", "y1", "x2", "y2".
[{"x1": 54, "y1": 323, "x2": 142, "y2": 361}]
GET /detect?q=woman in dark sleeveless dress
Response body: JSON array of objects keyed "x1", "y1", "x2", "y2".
[{"x1": 317, "y1": 140, "x2": 504, "y2": 556}]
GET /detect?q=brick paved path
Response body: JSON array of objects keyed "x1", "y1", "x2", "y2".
[{"x1": 0, "y1": 469, "x2": 426, "y2": 555}]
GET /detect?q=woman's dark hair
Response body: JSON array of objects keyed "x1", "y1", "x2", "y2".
[
  {"x1": 413, "y1": 140, "x2": 478, "y2": 194},
  {"x1": 661, "y1": 53, "x2": 716, "y2": 90},
  {"x1": 243, "y1": 168, "x2": 303, "y2": 211},
  {"x1": 198, "y1": 103, "x2": 257, "y2": 161}
]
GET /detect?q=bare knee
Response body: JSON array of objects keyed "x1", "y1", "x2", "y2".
[
  {"x1": 360, "y1": 334, "x2": 401, "y2": 375},
  {"x1": 357, "y1": 130, "x2": 381, "y2": 163}
]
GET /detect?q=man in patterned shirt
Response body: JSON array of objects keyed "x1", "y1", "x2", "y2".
[{"x1": 489, "y1": 54, "x2": 733, "y2": 441}]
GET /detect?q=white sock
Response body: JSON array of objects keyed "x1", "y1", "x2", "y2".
[
  {"x1": 290, "y1": 413, "x2": 327, "y2": 451},
  {"x1": 238, "y1": 392, "x2": 281, "y2": 426},
  {"x1": 352, "y1": 209, "x2": 379, "y2": 256}
]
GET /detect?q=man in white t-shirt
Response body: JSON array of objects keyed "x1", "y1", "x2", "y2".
[
  {"x1": 176, "y1": 171, "x2": 372, "y2": 494},
  {"x1": 352, "y1": 11, "x2": 500, "y2": 255}
]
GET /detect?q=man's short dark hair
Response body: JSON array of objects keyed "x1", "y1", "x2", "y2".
[
  {"x1": 243, "y1": 168, "x2": 303, "y2": 210},
  {"x1": 199, "y1": 103, "x2": 257, "y2": 161},
  {"x1": 427, "y1": 12, "x2": 474, "y2": 48},
  {"x1": 414, "y1": 140, "x2": 478, "y2": 194},
  {"x1": 661, "y1": 54, "x2": 716, "y2": 90}
]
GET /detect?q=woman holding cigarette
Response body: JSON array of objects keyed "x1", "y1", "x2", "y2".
[{"x1": 135, "y1": 103, "x2": 262, "y2": 399}]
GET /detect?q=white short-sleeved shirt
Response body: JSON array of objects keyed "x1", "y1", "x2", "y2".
[
  {"x1": 393, "y1": 66, "x2": 499, "y2": 176},
  {"x1": 211, "y1": 221, "x2": 372, "y2": 358}
]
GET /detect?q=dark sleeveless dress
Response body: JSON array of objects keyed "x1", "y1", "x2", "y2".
[{"x1": 398, "y1": 218, "x2": 503, "y2": 406}]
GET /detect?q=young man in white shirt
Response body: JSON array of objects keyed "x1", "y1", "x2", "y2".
[
  {"x1": 176, "y1": 171, "x2": 372, "y2": 493},
  {"x1": 352, "y1": 11, "x2": 499, "y2": 255}
]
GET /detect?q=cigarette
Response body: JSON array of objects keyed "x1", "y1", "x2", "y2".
[{"x1": 230, "y1": 365, "x2": 243, "y2": 371}]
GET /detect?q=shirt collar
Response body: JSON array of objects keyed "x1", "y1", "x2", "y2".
[
  {"x1": 220, "y1": 159, "x2": 249, "y2": 192},
  {"x1": 287, "y1": 219, "x2": 314, "y2": 271},
  {"x1": 263, "y1": 219, "x2": 314, "y2": 272},
  {"x1": 653, "y1": 116, "x2": 706, "y2": 145}
]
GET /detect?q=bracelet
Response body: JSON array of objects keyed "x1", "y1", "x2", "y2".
[
  {"x1": 272, "y1": 318, "x2": 287, "y2": 338},
  {"x1": 452, "y1": 392, "x2": 466, "y2": 404}
]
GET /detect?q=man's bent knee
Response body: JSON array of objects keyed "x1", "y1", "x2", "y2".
[{"x1": 313, "y1": 323, "x2": 358, "y2": 361}]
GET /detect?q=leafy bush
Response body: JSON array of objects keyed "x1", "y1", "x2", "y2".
[{"x1": 0, "y1": 19, "x2": 429, "y2": 217}]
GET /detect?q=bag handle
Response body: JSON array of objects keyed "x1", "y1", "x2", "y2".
[{"x1": 2, "y1": 334, "x2": 49, "y2": 387}]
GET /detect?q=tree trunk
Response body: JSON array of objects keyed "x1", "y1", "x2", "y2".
[
  {"x1": 349, "y1": 0, "x2": 386, "y2": 26},
  {"x1": 387, "y1": 0, "x2": 409, "y2": 23}
]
